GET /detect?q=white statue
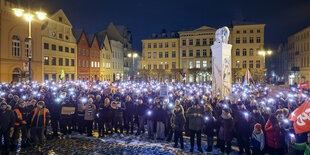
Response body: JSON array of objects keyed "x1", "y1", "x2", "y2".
[{"x1": 215, "y1": 26, "x2": 230, "y2": 44}]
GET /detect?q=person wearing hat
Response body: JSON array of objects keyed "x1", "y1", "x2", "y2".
[
  {"x1": 30, "y1": 101, "x2": 50, "y2": 146},
  {"x1": 11, "y1": 101, "x2": 30, "y2": 150},
  {"x1": 218, "y1": 108, "x2": 234, "y2": 154},
  {"x1": 186, "y1": 103, "x2": 204, "y2": 153},
  {"x1": 0, "y1": 102, "x2": 15, "y2": 153},
  {"x1": 250, "y1": 123, "x2": 265, "y2": 155}
]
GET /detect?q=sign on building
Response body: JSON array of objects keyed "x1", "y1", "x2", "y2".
[{"x1": 23, "y1": 62, "x2": 29, "y2": 72}]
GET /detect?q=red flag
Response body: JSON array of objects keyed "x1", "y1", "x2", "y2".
[{"x1": 288, "y1": 100, "x2": 310, "y2": 134}]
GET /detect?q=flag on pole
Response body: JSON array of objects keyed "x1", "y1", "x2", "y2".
[
  {"x1": 243, "y1": 69, "x2": 251, "y2": 85},
  {"x1": 288, "y1": 100, "x2": 310, "y2": 134},
  {"x1": 60, "y1": 69, "x2": 65, "y2": 79}
]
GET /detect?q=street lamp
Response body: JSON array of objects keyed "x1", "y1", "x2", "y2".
[
  {"x1": 258, "y1": 49, "x2": 272, "y2": 83},
  {"x1": 127, "y1": 52, "x2": 138, "y2": 81},
  {"x1": 13, "y1": 8, "x2": 46, "y2": 82}
]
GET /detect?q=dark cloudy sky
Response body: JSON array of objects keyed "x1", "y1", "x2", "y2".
[{"x1": 31, "y1": 0, "x2": 310, "y2": 51}]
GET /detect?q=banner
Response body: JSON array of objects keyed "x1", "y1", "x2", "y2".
[
  {"x1": 111, "y1": 101, "x2": 121, "y2": 109},
  {"x1": 61, "y1": 107, "x2": 76, "y2": 115},
  {"x1": 288, "y1": 100, "x2": 310, "y2": 134},
  {"x1": 299, "y1": 82, "x2": 309, "y2": 89}
]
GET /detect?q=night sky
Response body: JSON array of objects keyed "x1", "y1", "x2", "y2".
[{"x1": 33, "y1": 0, "x2": 310, "y2": 51}]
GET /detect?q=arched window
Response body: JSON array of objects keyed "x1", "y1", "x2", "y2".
[
  {"x1": 250, "y1": 48, "x2": 254, "y2": 56},
  {"x1": 12, "y1": 35, "x2": 20, "y2": 57},
  {"x1": 236, "y1": 49, "x2": 240, "y2": 56},
  {"x1": 243, "y1": 49, "x2": 247, "y2": 56}
]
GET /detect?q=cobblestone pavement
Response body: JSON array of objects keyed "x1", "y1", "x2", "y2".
[{"x1": 10, "y1": 132, "x2": 240, "y2": 155}]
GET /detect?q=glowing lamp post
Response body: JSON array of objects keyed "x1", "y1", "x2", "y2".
[
  {"x1": 13, "y1": 8, "x2": 46, "y2": 82},
  {"x1": 127, "y1": 52, "x2": 138, "y2": 81},
  {"x1": 258, "y1": 50, "x2": 272, "y2": 83}
]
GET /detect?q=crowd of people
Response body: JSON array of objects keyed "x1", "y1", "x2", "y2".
[{"x1": 0, "y1": 80, "x2": 309, "y2": 154}]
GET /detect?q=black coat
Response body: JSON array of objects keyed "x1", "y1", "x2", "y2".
[
  {"x1": 0, "y1": 109, "x2": 15, "y2": 131},
  {"x1": 124, "y1": 100, "x2": 134, "y2": 116},
  {"x1": 99, "y1": 104, "x2": 113, "y2": 122},
  {"x1": 154, "y1": 106, "x2": 166, "y2": 122},
  {"x1": 171, "y1": 110, "x2": 185, "y2": 132}
]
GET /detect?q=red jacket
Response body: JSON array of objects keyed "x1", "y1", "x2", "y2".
[{"x1": 264, "y1": 119, "x2": 283, "y2": 149}]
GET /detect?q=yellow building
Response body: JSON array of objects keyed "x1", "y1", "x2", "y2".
[
  {"x1": 140, "y1": 23, "x2": 266, "y2": 83},
  {"x1": 288, "y1": 26, "x2": 310, "y2": 84},
  {"x1": 231, "y1": 23, "x2": 266, "y2": 83},
  {"x1": 140, "y1": 33, "x2": 180, "y2": 82},
  {"x1": 0, "y1": 0, "x2": 43, "y2": 82},
  {"x1": 42, "y1": 9, "x2": 77, "y2": 82},
  {"x1": 179, "y1": 26, "x2": 215, "y2": 83},
  {"x1": 99, "y1": 34, "x2": 113, "y2": 81}
]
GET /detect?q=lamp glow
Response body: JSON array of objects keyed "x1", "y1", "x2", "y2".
[{"x1": 13, "y1": 8, "x2": 24, "y2": 17}]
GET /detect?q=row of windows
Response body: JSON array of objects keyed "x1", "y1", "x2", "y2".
[
  {"x1": 143, "y1": 62, "x2": 177, "y2": 70},
  {"x1": 236, "y1": 29, "x2": 261, "y2": 34},
  {"x1": 44, "y1": 43, "x2": 75, "y2": 53},
  {"x1": 236, "y1": 60, "x2": 261, "y2": 69},
  {"x1": 78, "y1": 60, "x2": 100, "y2": 68},
  {"x1": 142, "y1": 60, "x2": 261, "y2": 69},
  {"x1": 297, "y1": 42, "x2": 310, "y2": 53},
  {"x1": 147, "y1": 51, "x2": 176, "y2": 58},
  {"x1": 182, "y1": 49, "x2": 212, "y2": 57},
  {"x1": 12, "y1": 35, "x2": 29, "y2": 57},
  {"x1": 295, "y1": 31, "x2": 310, "y2": 41},
  {"x1": 235, "y1": 48, "x2": 256, "y2": 56},
  {"x1": 301, "y1": 56, "x2": 310, "y2": 68},
  {"x1": 183, "y1": 60, "x2": 209, "y2": 69},
  {"x1": 146, "y1": 42, "x2": 176, "y2": 49},
  {"x1": 235, "y1": 37, "x2": 261, "y2": 44},
  {"x1": 182, "y1": 38, "x2": 214, "y2": 46},
  {"x1": 44, "y1": 73, "x2": 74, "y2": 81},
  {"x1": 78, "y1": 48, "x2": 100, "y2": 58},
  {"x1": 44, "y1": 56, "x2": 74, "y2": 66}
]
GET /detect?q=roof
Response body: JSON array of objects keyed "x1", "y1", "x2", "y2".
[
  {"x1": 86, "y1": 33, "x2": 95, "y2": 47},
  {"x1": 179, "y1": 26, "x2": 216, "y2": 33},
  {"x1": 96, "y1": 30, "x2": 107, "y2": 48},
  {"x1": 231, "y1": 20, "x2": 264, "y2": 26},
  {"x1": 72, "y1": 28, "x2": 84, "y2": 43}
]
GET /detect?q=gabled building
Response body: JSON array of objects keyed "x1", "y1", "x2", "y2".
[
  {"x1": 73, "y1": 29, "x2": 90, "y2": 82},
  {"x1": 42, "y1": 9, "x2": 77, "y2": 82},
  {"x1": 97, "y1": 34, "x2": 112, "y2": 81},
  {"x1": 97, "y1": 22, "x2": 125, "y2": 81},
  {"x1": 0, "y1": 0, "x2": 43, "y2": 82},
  {"x1": 87, "y1": 34, "x2": 100, "y2": 81}
]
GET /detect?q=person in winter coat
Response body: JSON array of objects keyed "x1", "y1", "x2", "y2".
[
  {"x1": 124, "y1": 95, "x2": 134, "y2": 134},
  {"x1": 30, "y1": 101, "x2": 50, "y2": 146},
  {"x1": 291, "y1": 132, "x2": 310, "y2": 155},
  {"x1": 136, "y1": 99, "x2": 148, "y2": 135},
  {"x1": 0, "y1": 102, "x2": 15, "y2": 153},
  {"x1": 203, "y1": 103, "x2": 216, "y2": 152},
  {"x1": 251, "y1": 123, "x2": 265, "y2": 155},
  {"x1": 146, "y1": 104, "x2": 155, "y2": 139},
  {"x1": 112, "y1": 95, "x2": 126, "y2": 134},
  {"x1": 171, "y1": 104, "x2": 185, "y2": 149},
  {"x1": 233, "y1": 102, "x2": 251, "y2": 155},
  {"x1": 11, "y1": 101, "x2": 30, "y2": 150},
  {"x1": 218, "y1": 108, "x2": 234, "y2": 154},
  {"x1": 265, "y1": 114, "x2": 284, "y2": 155},
  {"x1": 83, "y1": 98, "x2": 96, "y2": 137},
  {"x1": 154, "y1": 102, "x2": 166, "y2": 140},
  {"x1": 60, "y1": 99, "x2": 75, "y2": 138},
  {"x1": 98, "y1": 98, "x2": 113, "y2": 137},
  {"x1": 76, "y1": 97, "x2": 86, "y2": 134},
  {"x1": 186, "y1": 103, "x2": 204, "y2": 153}
]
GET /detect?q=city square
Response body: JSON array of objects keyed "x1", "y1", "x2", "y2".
[{"x1": 0, "y1": 0, "x2": 310, "y2": 154}]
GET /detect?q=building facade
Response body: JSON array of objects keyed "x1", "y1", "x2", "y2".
[
  {"x1": 98, "y1": 34, "x2": 112, "y2": 81},
  {"x1": 288, "y1": 26, "x2": 310, "y2": 84},
  {"x1": 0, "y1": 0, "x2": 43, "y2": 82},
  {"x1": 230, "y1": 23, "x2": 266, "y2": 83},
  {"x1": 42, "y1": 9, "x2": 77, "y2": 82},
  {"x1": 140, "y1": 23, "x2": 266, "y2": 83},
  {"x1": 178, "y1": 26, "x2": 215, "y2": 83},
  {"x1": 140, "y1": 33, "x2": 180, "y2": 82},
  {"x1": 73, "y1": 29, "x2": 90, "y2": 81},
  {"x1": 88, "y1": 34, "x2": 100, "y2": 81}
]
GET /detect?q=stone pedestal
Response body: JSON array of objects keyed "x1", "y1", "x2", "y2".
[{"x1": 211, "y1": 43, "x2": 232, "y2": 99}]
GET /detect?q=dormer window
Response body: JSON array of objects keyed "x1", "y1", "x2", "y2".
[{"x1": 59, "y1": 17, "x2": 62, "y2": 22}]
